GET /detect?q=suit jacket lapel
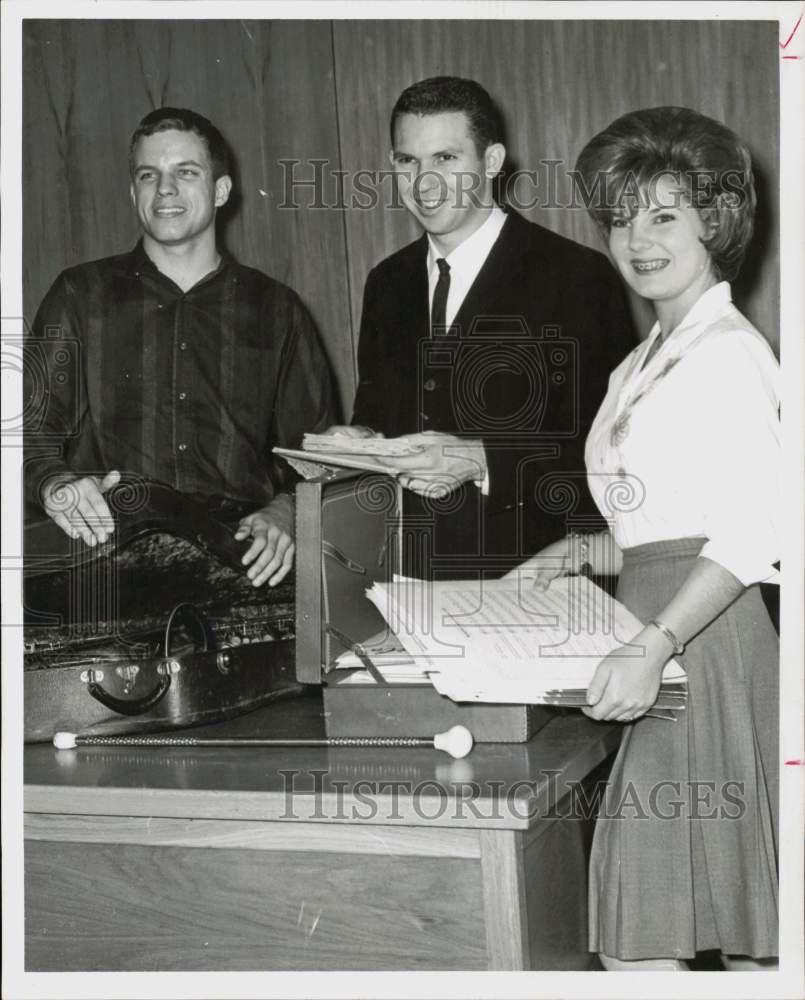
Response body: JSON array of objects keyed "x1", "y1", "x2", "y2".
[
  {"x1": 450, "y1": 212, "x2": 534, "y2": 335},
  {"x1": 398, "y1": 235, "x2": 430, "y2": 345},
  {"x1": 385, "y1": 237, "x2": 429, "y2": 431}
]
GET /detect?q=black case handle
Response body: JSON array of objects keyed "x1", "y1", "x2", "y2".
[
  {"x1": 86, "y1": 602, "x2": 213, "y2": 717},
  {"x1": 87, "y1": 673, "x2": 171, "y2": 716}
]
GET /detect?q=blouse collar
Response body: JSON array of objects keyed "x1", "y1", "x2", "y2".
[
  {"x1": 647, "y1": 281, "x2": 731, "y2": 345},
  {"x1": 635, "y1": 281, "x2": 733, "y2": 375}
]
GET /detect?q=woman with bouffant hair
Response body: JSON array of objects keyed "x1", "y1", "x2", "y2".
[
  {"x1": 510, "y1": 107, "x2": 779, "y2": 970},
  {"x1": 577, "y1": 105, "x2": 757, "y2": 283}
]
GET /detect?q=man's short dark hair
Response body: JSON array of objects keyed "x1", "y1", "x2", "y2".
[
  {"x1": 390, "y1": 77, "x2": 504, "y2": 155},
  {"x1": 129, "y1": 107, "x2": 231, "y2": 180}
]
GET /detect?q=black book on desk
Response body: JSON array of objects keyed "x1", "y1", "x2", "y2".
[{"x1": 294, "y1": 470, "x2": 552, "y2": 743}]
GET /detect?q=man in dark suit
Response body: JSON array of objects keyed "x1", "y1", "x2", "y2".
[{"x1": 331, "y1": 77, "x2": 634, "y2": 578}]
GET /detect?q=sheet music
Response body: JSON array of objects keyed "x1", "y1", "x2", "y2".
[{"x1": 366, "y1": 575, "x2": 686, "y2": 705}]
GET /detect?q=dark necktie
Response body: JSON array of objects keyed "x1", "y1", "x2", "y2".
[{"x1": 430, "y1": 258, "x2": 451, "y2": 336}]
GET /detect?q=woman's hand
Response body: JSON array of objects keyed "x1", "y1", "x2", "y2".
[
  {"x1": 583, "y1": 627, "x2": 673, "y2": 722},
  {"x1": 502, "y1": 536, "x2": 571, "y2": 591}
]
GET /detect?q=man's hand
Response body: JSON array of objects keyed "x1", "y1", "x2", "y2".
[
  {"x1": 582, "y1": 629, "x2": 670, "y2": 723},
  {"x1": 319, "y1": 425, "x2": 381, "y2": 439},
  {"x1": 41, "y1": 471, "x2": 121, "y2": 547},
  {"x1": 234, "y1": 494, "x2": 295, "y2": 587},
  {"x1": 375, "y1": 432, "x2": 487, "y2": 498}
]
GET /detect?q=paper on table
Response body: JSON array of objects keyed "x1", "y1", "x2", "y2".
[
  {"x1": 335, "y1": 667, "x2": 429, "y2": 686},
  {"x1": 366, "y1": 575, "x2": 686, "y2": 705}
]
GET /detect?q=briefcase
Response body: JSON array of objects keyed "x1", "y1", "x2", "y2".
[
  {"x1": 23, "y1": 480, "x2": 301, "y2": 742},
  {"x1": 294, "y1": 470, "x2": 552, "y2": 742}
]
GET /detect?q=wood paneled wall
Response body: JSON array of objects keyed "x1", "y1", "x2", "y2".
[{"x1": 23, "y1": 19, "x2": 780, "y2": 417}]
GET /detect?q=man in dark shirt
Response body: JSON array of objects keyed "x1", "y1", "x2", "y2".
[{"x1": 25, "y1": 108, "x2": 336, "y2": 587}]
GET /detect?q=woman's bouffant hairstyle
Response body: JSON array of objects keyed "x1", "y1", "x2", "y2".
[{"x1": 574, "y1": 107, "x2": 756, "y2": 282}]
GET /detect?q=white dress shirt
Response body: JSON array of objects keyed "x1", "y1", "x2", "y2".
[
  {"x1": 584, "y1": 282, "x2": 780, "y2": 586},
  {"x1": 427, "y1": 205, "x2": 507, "y2": 325},
  {"x1": 425, "y1": 206, "x2": 507, "y2": 494}
]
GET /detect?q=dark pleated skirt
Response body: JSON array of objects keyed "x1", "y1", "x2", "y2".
[{"x1": 588, "y1": 538, "x2": 779, "y2": 960}]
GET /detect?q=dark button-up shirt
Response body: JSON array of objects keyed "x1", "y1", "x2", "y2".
[{"x1": 24, "y1": 243, "x2": 337, "y2": 510}]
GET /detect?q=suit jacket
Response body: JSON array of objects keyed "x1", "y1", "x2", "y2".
[{"x1": 352, "y1": 210, "x2": 635, "y2": 578}]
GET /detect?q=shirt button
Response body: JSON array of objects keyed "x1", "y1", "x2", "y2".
[
  {"x1": 178, "y1": 443, "x2": 187, "y2": 452},
  {"x1": 423, "y1": 378, "x2": 437, "y2": 391},
  {"x1": 179, "y1": 341, "x2": 187, "y2": 351},
  {"x1": 178, "y1": 392, "x2": 187, "y2": 400}
]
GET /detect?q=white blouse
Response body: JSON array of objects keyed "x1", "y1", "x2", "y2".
[{"x1": 585, "y1": 282, "x2": 780, "y2": 586}]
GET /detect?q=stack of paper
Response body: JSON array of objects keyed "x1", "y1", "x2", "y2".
[
  {"x1": 333, "y1": 629, "x2": 424, "y2": 685},
  {"x1": 365, "y1": 575, "x2": 687, "y2": 710},
  {"x1": 301, "y1": 434, "x2": 424, "y2": 457},
  {"x1": 274, "y1": 435, "x2": 421, "y2": 478}
]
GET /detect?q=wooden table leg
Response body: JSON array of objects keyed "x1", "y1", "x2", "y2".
[{"x1": 479, "y1": 828, "x2": 530, "y2": 970}]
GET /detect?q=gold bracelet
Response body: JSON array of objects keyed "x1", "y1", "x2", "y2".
[
  {"x1": 649, "y1": 618, "x2": 685, "y2": 655},
  {"x1": 568, "y1": 532, "x2": 592, "y2": 577}
]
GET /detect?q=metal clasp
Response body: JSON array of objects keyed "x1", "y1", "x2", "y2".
[{"x1": 157, "y1": 659, "x2": 182, "y2": 676}]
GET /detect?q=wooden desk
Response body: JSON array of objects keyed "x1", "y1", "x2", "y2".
[{"x1": 24, "y1": 692, "x2": 618, "y2": 971}]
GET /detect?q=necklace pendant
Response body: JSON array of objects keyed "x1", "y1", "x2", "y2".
[{"x1": 610, "y1": 411, "x2": 630, "y2": 446}]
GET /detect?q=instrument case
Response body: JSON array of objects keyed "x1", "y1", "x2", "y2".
[
  {"x1": 23, "y1": 480, "x2": 300, "y2": 742},
  {"x1": 294, "y1": 470, "x2": 551, "y2": 743}
]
